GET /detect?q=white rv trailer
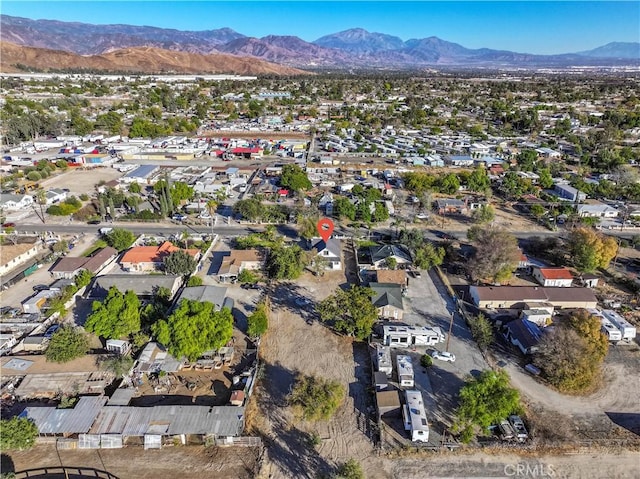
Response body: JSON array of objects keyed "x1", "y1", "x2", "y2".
[
  {"x1": 396, "y1": 355, "x2": 414, "y2": 388},
  {"x1": 602, "y1": 310, "x2": 637, "y2": 341},
  {"x1": 375, "y1": 344, "x2": 393, "y2": 377},
  {"x1": 383, "y1": 325, "x2": 445, "y2": 348},
  {"x1": 402, "y1": 390, "x2": 429, "y2": 443},
  {"x1": 587, "y1": 309, "x2": 623, "y2": 342}
]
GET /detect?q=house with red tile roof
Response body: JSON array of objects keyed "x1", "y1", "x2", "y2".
[
  {"x1": 120, "y1": 241, "x2": 200, "y2": 273},
  {"x1": 532, "y1": 266, "x2": 573, "y2": 287}
]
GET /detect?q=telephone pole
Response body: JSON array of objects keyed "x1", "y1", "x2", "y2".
[{"x1": 445, "y1": 311, "x2": 454, "y2": 352}]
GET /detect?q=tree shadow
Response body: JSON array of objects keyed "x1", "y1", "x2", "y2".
[
  {"x1": 1, "y1": 453, "x2": 15, "y2": 473},
  {"x1": 257, "y1": 360, "x2": 335, "y2": 478}
]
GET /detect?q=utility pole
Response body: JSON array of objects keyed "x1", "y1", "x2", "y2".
[{"x1": 445, "y1": 311, "x2": 454, "y2": 352}]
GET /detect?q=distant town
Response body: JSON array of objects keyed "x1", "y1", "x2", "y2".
[{"x1": 1, "y1": 71, "x2": 639, "y2": 478}]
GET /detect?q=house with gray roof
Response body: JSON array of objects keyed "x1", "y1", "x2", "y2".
[
  {"x1": 89, "y1": 274, "x2": 182, "y2": 299},
  {"x1": 370, "y1": 282, "x2": 404, "y2": 320},
  {"x1": 176, "y1": 285, "x2": 228, "y2": 311},
  {"x1": 368, "y1": 245, "x2": 412, "y2": 269},
  {"x1": 0, "y1": 193, "x2": 34, "y2": 211},
  {"x1": 311, "y1": 238, "x2": 342, "y2": 270}
]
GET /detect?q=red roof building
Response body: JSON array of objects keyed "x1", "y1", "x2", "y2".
[
  {"x1": 120, "y1": 241, "x2": 201, "y2": 273},
  {"x1": 532, "y1": 266, "x2": 573, "y2": 287}
]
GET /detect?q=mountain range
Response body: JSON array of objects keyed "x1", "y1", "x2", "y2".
[{"x1": 1, "y1": 14, "x2": 639, "y2": 73}]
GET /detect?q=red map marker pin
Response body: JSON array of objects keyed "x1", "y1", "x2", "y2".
[{"x1": 317, "y1": 218, "x2": 334, "y2": 243}]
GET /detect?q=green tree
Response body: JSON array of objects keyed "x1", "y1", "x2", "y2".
[
  {"x1": 420, "y1": 354, "x2": 433, "y2": 368},
  {"x1": 266, "y1": 244, "x2": 307, "y2": 280},
  {"x1": 333, "y1": 197, "x2": 357, "y2": 221},
  {"x1": 104, "y1": 228, "x2": 135, "y2": 252},
  {"x1": 288, "y1": 374, "x2": 345, "y2": 422},
  {"x1": 0, "y1": 417, "x2": 38, "y2": 450},
  {"x1": 297, "y1": 214, "x2": 319, "y2": 241},
  {"x1": 537, "y1": 168, "x2": 554, "y2": 189},
  {"x1": 45, "y1": 326, "x2": 89, "y2": 363},
  {"x1": 152, "y1": 299, "x2": 233, "y2": 361},
  {"x1": 128, "y1": 182, "x2": 141, "y2": 194},
  {"x1": 385, "y1": 256, "x2": 397, "y2": 270},
  {"x1": 238, "y1": 269, "x2": 259, "y2": 284},
  {"x1": 471, "y1": 204, "x2": 495, "y2": 224},
  {"x1": 468, "y1": 313, "x2": 493, "y2": 350},
  {"x1": 529, "y1": 204, "x2": 546, "y2": 221},
  {"x1": 467, "y1": 167, "x2": 491, "y2": 193},
  {"x1": 414, "y1": 242, "x2": 446, "y2": 270},
  {"x1": 468, "y1": 228, "x2": 521, "y2": 284},
  {"x1": 74, "y1": 269, "x2": 94, "y2": 288},
  {"x1": 568, "y1": 227, "x2": 618, "y2": 272},
  {"x1": 186, "y1": 276, "x2": 203, "y2": 287},
  {"x1": 280, "y1": 164, "x2": 312, "y2": 192},
  {"x1": 27, "y1": 171, "x2": 41, "y2": 181},
  {"x1": 454, "y1": 370, "x2": 522, "y2": 443},
  {"x1": 437, "y1": 173, "x2": 461, "y2": 195},
  {"x1": 247, "y1": 301, "x2": 269, "y2": 338},
  {"x1": 85, "y1": 287, "x2": 141, "y2": 339},
  {"x1": 317, "y1": 285, "x2": 378, "y2": 339},
  {"x1": 164, "y1": 250, "x2": 197, "y2": 276}
]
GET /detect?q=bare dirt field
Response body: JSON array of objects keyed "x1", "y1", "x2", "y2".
[{"x1": 39, "y1": 167, "x2": 124, "y2": 196}]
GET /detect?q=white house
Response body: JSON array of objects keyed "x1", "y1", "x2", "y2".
[
  {"x1": 44, "y1": 188, "x2": 68, "y2": 205},
  {"x1": 532, "y1": 267, "x2": 573, "y2": 287},
  {"x1": 311, "y1": 238, "x2": 342, "y2": 270},
  {"x1": 0, "y1": 194, "x2": 34, "y2": 211},
  {"x1": 577, "y1": 203, "x2": 619, "y2": 218}
]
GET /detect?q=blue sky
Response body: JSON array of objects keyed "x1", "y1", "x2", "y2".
[{"x1": 2, "y1": 1, "x2": 638, "y2": 54}]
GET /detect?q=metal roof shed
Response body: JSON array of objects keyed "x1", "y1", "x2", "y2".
[{"x1": 21, "y1": 396, "x2": 107, "y2": 435}]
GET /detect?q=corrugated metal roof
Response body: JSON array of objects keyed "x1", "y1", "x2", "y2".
[{"x1": 22, "y1": 396, "x2": 107, "y2": 434}]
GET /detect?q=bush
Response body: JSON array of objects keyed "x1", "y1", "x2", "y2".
[
  {"x1": 420, "y1": 354, "x2": 433, "y2": 368},
  {"x1": 45, "y1": 326, "x2": 89, "y2": 363},
  {"x1": 26, "y1": 171, "x2": 41, "y2": 181},
  {"x1": 186, "y1": 276, "x2": 203, "y2": 287},
  {"x1": 289, "y1": 374, "x2": 345, "y2": 422},
  {"x1": 238, "y1": 269, "x2": 259, "y2": 284},
  {"x1": 79, "y1": 193, "x2": 89, "y2": 201},
  {"x1": 336, "y1": 459, "x2": 364, "y2": 479}
]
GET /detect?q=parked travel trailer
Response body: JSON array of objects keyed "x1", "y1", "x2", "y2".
[
  {"x1": 375, "y1": 344, "x2": 393, "y2": 377},
  {"x1": 602, "y1": 310, "x2": 637, "y2": 341},
  {"x1": 588, "y1": 308, "x2": 623, "y2": 342},
  {"x1": 402, "y1": 390, "x2": 429, "y2": 443},
  {"x1": 383, "y1": 325, "x2": 445, "y2": 348},
  {"x1": 396, "y1": 354, "x2": 414, "y2": 388}
]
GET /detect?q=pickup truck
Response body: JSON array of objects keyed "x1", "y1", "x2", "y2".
[{"x1": 508, "y1": 415, "x2": 529, "y2": 442}]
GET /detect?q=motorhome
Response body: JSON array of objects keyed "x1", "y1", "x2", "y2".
[
  {"x1": 396, "y1": 354, "x2": 414, "y2": 388},
  {"x1": 402, "y1": 390, "x2": 429, "y2": 443}
]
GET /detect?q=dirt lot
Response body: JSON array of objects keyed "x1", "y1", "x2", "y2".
[
  {"x1": 39, "y1": 167, "x2": 124, "y2": 196},
  {"x1": 6, "y1": 443, "x2": 261, "y2": 479}
]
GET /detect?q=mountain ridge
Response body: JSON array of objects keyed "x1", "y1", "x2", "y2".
[{"x1": 1, "y1": 15, "x2": 638, "y2": 69}]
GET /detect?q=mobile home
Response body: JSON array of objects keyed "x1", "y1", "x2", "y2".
[
  {"x1": 402, "y1": 390, "x2": 429, "y2": 443},
  {"x1": 396, "y1": 355, "x2": 414, "y2": 388}
]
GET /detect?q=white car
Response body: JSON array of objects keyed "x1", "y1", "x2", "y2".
[{"x1": 431, "y1": 351, "x2": 456, "y2": 363}]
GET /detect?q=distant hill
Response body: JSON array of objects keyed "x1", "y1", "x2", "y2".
[
  {"x1": 1, "y1": 14, "x2": 638, "y2": 69},
  {"x1": 0, "y1": 14, "x2": 246, "y2": 55},
  {"x1": 577, "y1": 42, "x2": 640, "y2": 59},
  {"x1": 0, "y1": 42, "x2": 309, "y2": 75},
  {"x1": 313, "y1": 28, "x2": 404, "y2": 54}
]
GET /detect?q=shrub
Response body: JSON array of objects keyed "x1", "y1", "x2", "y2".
[
  {"x1": 289, "y1": 374, "x2": 345, "y2": 422},
  {"x1": 420, "y1": 354, "x2": 433, "y2": 368},
  {"x1": 186, "y1": 276, "x2": 203, "y2": 287}
]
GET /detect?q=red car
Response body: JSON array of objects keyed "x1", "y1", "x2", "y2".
[{"x1": 2, "y1": 222, "x2": 16, "y2": 229}]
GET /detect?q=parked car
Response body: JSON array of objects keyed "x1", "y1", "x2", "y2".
[
  {"x1": 32, "y1": 284, "x2": 50, "y2": 292},
  {"x1": 431, "y1": 351, "x2": 456, "y2": 362},
  {"x1": 44, "y1": 324, "x2": 60, "y2": 338},
  {"x1": 2, "y1": 222, "x2": 16, "y2": 229}
]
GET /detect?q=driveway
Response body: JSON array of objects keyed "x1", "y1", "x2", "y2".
[{"x1": 401, "y1": 268, "x2": 490, "y2": 429}]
